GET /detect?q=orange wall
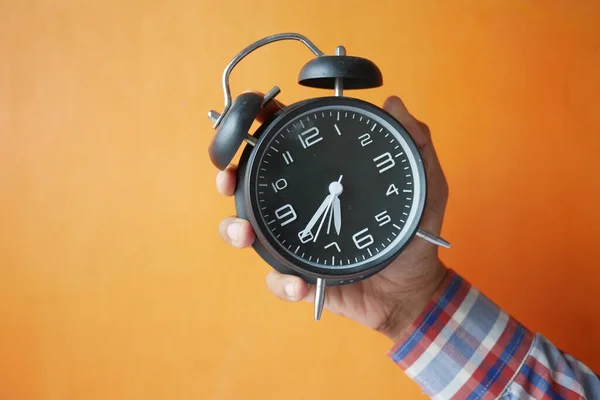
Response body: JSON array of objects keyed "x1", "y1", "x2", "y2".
[{"x1": 1, "y1": 1, "x2": 599, "y2": 399}]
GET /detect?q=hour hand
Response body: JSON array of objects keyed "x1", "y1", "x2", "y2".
[{"x1": 333, "y1": 196, "x2": 341, "y2": 235}]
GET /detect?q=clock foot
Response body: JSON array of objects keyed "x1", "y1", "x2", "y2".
[
  {"x1": 208, "y1": 110, "x2": 220, "y2": 123},
  {"x1": 244, "y1": 135, "x2": 257, "y2": 146},
  {"x1": 314, "y1": 278, "x2": 326, "y2": 320},
  {"x1": 416, "y1": 229, "x2": 451, "y2": 248}
]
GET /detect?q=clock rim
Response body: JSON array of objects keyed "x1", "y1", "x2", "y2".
[{"x1": 243, "y1": 96, "x2": 427, "y2": 281}]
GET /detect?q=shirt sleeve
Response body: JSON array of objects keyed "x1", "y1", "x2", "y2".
[{"x1": 387, "y1": 269, "x2": 600, "y2": 399}]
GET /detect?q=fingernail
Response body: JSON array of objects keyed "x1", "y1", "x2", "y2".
[
  {"x1": 216, "y1": 171, "x2": 225, "y2": 191},
  {"x1": 384, "y1": 95, "x2": 407, "y2": 113},
  {"x1": 285, "y1": 282, "x2": 296, "y2": 299},
  {"x1": 227, "y1": 222, "x2": 241, "y2": 243}
]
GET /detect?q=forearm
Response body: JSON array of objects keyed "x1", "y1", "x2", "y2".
[{"x1": 387, "y1": 269, "x2": 600, "y2": 399}]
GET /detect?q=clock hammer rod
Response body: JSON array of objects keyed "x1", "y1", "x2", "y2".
[
  {"x1": 334, "y1": 46, "x2": 345, "y2": 97},
  {"x1": 314, "y1": 278, "x2": 326, "y2": 320}
]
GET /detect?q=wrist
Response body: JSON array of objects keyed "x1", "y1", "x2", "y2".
[{"x1": 377, "y1": 261, "x2": 448, "y2": 343}]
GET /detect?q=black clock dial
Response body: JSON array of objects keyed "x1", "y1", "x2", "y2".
[{"x1": 247, "y1": 97, "x2": 426, "y2": 278}]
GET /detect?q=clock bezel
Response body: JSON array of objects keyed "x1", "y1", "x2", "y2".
[{"x1": 242, "y1": 96, "x2": 427, "y2": 281}]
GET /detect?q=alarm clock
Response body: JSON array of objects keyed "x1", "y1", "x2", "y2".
[{"x1": 207, "y1": 33, "x2": 450, "y2": 320}]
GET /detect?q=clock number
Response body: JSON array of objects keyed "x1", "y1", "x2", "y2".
[
  {"x1": 324, "y1": 242, "x2": 341, "y2": 252},
  {"x1": 298, "y1": 127, "x2": 322, "y2": 149},
  {"x1": 386, "y1": 183, "x2": 399, "y2": 196},
  {"x1": 275, "y1": 204, "x2": 297, "y2": 226},
  {"x1": 298, "y1": 229, "x2": 313, "y2": 243},
  {"x1": 271, "y1": 178, "x2": 288, "y2": 192},
  {"x1": 375, "y1": 210, "x2": 391, "y2": 226},
  {"x1": 373, "y1": 152, "x2": 396, "y2": 173},
  {"x1": 352, "y1": 227, "x2": 374, "y2": 249},
  {"x1": 282, "y1": 151, "x2": 294, "y2": 165},
  {"x1": 358, "y1": 133, "x2": 373, "y2": 147}
]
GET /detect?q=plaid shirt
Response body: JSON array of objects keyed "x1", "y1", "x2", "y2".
[{"x1": 389, "y1": 270, "x2": 600, "y2": 399}]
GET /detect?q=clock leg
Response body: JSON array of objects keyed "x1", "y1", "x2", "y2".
[
  {"x1": 416, "y1": 229, "x2": 452, "y2": 249},
  {"x1": 314, "y1": 278, "x2": 326, "y2": 321}
]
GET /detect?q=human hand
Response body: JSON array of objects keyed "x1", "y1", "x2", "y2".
[{"x1": 215, "y1": 95, "x2": 449, "y2": 343}]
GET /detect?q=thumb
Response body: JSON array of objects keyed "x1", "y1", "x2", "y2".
[
  {"x1": 383, "y1": 95, "x2": 432, "y2": 151},
  {"x1": 383, "y1": 95, "x2": 448, "y2": 234},
  {"x1": 382, "y1": 95, "x2": 444, "y2": 179}
]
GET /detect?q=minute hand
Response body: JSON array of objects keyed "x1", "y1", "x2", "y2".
[
  {"x1": 302, "y1": 194, "x2": 332, "y2": 236},
  {"x1": 313, "y1": 194, "x2": 334, "y2": 242}
]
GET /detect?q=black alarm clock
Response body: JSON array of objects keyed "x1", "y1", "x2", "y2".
[{"x1": 207, "y1": 33, "x2": 450, "y2": 320}]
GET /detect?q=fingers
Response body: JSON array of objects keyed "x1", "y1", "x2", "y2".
[
  {"x1": 266, "y1": 270, "x2": 310, "y2": 302},
  {"x1": 218, "y1": 216, "x2": 255, "y2": 248},
  {"x1": 216, "y1": 164, "x2": 237, "y2": 196},
  {"x1": 264, "y1": 271, "x2": 342, "y2": 311},
  {"x1": 215, "y1": 165, "x2": 255, "y2": 247}
]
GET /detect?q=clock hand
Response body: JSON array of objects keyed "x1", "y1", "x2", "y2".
[
  {"x1": 326, "y1": 195, "x2": 335, "y2": 234},
  {"x1": 307, "y1": 176, "x2": 344, "y2": 241},
  {"x1": 313, "y1": 194, "x2": 334, "y2": 242},
  {"x1": 330, "y1": 175, "x2": 343, "y2": 235},
  {"x1": 302, "y1": 194, "x2": 332, "y2": 237},
  {"x1": 333, "y1": 196, "x2": 341, "y2": 235}
]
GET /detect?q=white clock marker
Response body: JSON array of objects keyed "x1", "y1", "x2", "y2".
[{"x1": 334, "y1": 124, "x2": 342, "y2": 135}]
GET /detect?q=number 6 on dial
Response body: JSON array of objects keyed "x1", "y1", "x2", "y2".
[{"x1": 352, "y1": 227, "x2": 374, "y2": 249}]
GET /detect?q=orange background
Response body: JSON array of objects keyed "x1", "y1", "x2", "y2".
[{"x1": 1, "y1": 1, "x2": 599, "y2": 399}]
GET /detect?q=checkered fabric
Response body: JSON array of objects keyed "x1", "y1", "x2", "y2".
[{"x1": 389, "y1": 270, "x2": 600, "y2": 399}]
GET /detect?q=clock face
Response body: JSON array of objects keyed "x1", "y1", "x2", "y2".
[{"x1": 247, "y1": 97, "x2": 425, "y2": 278}]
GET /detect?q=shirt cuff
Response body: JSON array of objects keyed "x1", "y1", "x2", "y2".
[{"x1": 388, "y1": 269, "x2": 534, "y2": 399}]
